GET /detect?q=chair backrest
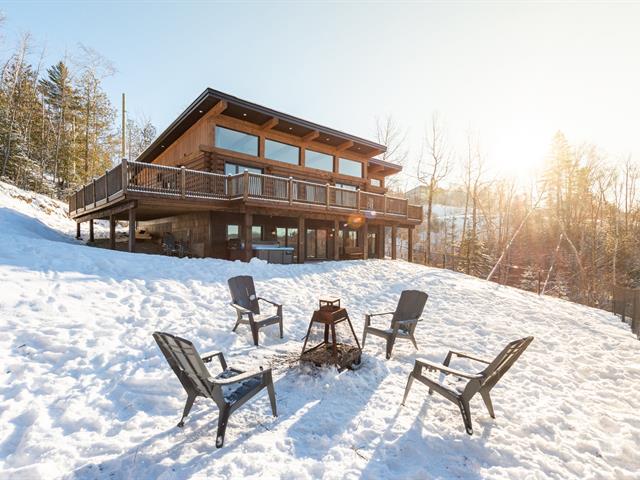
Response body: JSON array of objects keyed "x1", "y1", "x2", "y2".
[
  {"x1": 480, "y1": 336, "x2": 534, "y2": 390},
  {"x1": 392, "y1": 290, "x2": 429, "y2": 323},
  {"x1": 153, "y1": 332, "x2": 213, "y2": 398},
  {"x1": 228, "y1": 275, "x2": 260, "y2": 314}
]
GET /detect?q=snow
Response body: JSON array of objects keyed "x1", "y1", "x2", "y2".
[{"x1": 1, "y1": 180, "x2": 639, "y2": 479}]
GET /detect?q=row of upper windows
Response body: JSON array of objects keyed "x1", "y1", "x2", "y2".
[{"x1": 215, "y1": 125, "x2": 364, "y2": 178}]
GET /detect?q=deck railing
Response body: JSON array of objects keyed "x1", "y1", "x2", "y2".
[
  {"x1": 612, "y1": 285, "x2": 640, "y2": 340},
  {"x1": 68, "y1": 160, "x2": 424, "y2": 221}
]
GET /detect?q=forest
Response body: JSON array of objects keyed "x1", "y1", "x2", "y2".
[
  {"x1": 378, "y1": 116, "x2": 640, "y2": 309},
  {"x1": 0, "y1": 30, "x2": 155, "y2": 198}
]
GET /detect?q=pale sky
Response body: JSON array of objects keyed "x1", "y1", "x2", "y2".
[{"x1": 2, "y1": 1, "x2": 639, "y2": 183}]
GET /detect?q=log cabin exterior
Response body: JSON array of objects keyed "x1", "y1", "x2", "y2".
[{"x1": 67, "y1": 88, "x2": 422, "y2": 263}]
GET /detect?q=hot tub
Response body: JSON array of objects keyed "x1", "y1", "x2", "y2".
[{"x1": 252, "y1": 244, "x2": 294, "y2": 264}]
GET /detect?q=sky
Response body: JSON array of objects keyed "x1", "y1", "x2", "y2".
[{"x1": 1, "y1": 1, "x2": 639, "y2": 183}]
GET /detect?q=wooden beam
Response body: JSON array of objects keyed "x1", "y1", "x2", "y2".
[
  {"x1": 244, "y1": 212, "x2": 253, "y2": 262},
  {"x1": 336, "y1": 140, "x2": 354, "y2": 152},
  {"x1": 109, "y1": 215, "x2": 116, "y2": 250},
  {"x1": 391, "y1": 225, "x2": 397, "y2": 260},
  {"x1": 209, "y1": 99, "x2": 228, "y2": 117},
  {"x1": 89, "y1": 219, "x2": 95, "y2": 243},
  {"x1": 362, "y1": 221, "x2": 368, "y2": 260},
  {"x1": 76, "y1": 222, "x2": 81, "y2": 239},
  {"x1": 297, "y1": 216, "x2": 305, "y2": 263},
  {"x1": 74, "y1": 200, "x2": 136, "y2": 223},
  {"x1": 261, "y1": 117, "x2": 278, "y2": 131},
  {"x1": 408, "y1": 226, "x2": 414, "y2": 262},
  {"x1": 302, "y1": 130, "x2": 320, "y2": 143},
  {"x1": 333, "y1": 219, "x2": 340, "y2": 261},
  {"x1": 128, "y1": 208, "x2": 136, "y2": 253}
]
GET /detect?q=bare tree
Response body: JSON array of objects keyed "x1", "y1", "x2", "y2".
[
  {"x1": 416, "y1": 112, "x2": 451, "y2": 262},
  {"x1": 375, "y1": 115, "x2": 408, "y2": 191}
]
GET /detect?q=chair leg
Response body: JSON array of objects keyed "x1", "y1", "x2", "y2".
[
  {"x1": 480, "y1": 389, "x2": 495, "y2": 418},
  {"x1": 178, "y1": 393, "x2": 196, "y2": 428},
  {"x1": 385, "y1": 336, "x2": 395, "y2": 359},
  {"x1": 215, "y1": 406, "x2": 231, "y2": 448},
  {"x1": 250, "y1": 323, "x2": 260, "y2": 346},
  {"x1": 409, "y1": 334, "x2": 418, "y2": 350},
  {"x1": 279, "y1": 318, "x2": 284, "y2": 339},
  {"x1": 401, "y1": 373, "x2": 414, "y2": 405},
  {"x1": 267, "y1": 380, "x2": 277, "y2": 417},
  {"x1": 232, "y1": 319, "x2": 240, "y2": 333},
  {"x1": 457, "y1": 397, "x2": 474, "y2": 435}
]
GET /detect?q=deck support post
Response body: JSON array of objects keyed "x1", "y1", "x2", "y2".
[
  {"x1": 362, "y1": 221, "x2": 368, "y2": 260},
  {"x1": 391, "y1": 225, "x2": 397, "y2": 260},
  {"x1": 408, "y1": 226, "x2": 414, "y2": 263},
  {"x1": 378, "y1": 225, "x2": 385, "y2": 259},
  {"x1": 297, "y1": 216, "x2": 305, "y2": 264},
  {"x1": 89, "y1": 219, "x2": 95, "y2": 243},
  {"x1": 109, "y1": 215, "x2": 116, "y2": 250},
  {"x1": 244, "y1": 212, "x2": 253, "y2": 262},
  {"x1": 76, "y1": 222, "x2": 81, "y2": 240},
  {"x1": 333, "y1": 219, "x2": 340, "y2": 261},
  {"x1": 128, "y1": 208, "x2": 136, "y2": 253}
]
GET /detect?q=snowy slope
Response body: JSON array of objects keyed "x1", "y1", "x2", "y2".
[{"x1": 1, "y1": 182, "x2": 639, "y2": 480}]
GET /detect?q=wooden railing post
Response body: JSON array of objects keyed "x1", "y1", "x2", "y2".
[
  {"x1": 92, "y1": 178, "x2": 96, "y2": 207},
  {"x1": 288, "y1": 177, "x2": 293, "y2": 205},
  {"x1": 243, "y1": 170, "x2": 249, "y2": 201},
  {"x1": 105, "y1": 169, "x2": 110, "y2": 202},
  {"x1": 122, "y1": 158, "x2": 128, "y2": 194},
  {"x1": 405, "y1": 199, "x2": 409, "y2": 218},
  {"x1": 357, "y1": 188, "x2": 361, "y2": 212},
  {"x1": 384, "y1": 196, "x2": 388, "y2": 215},
  {"x1": 181, "y1": 166, "x2": 186, "y2": 198},
  {"x1": 326, "y1": 184, "x2": 330, "y2": 209}
]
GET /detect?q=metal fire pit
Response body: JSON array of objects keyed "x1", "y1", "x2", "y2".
[{"x1": 300, "y1": 298, "x2": 362, "y2": 371}]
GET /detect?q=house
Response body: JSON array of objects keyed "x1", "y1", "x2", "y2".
[{"x1": 68, "y1": 88, "x2": 422, "y2": 263}]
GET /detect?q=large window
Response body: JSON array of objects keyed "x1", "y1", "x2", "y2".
[
  {"x1": 252, "y1": 226, "x2": 263, "y2": 242},
  {"x1": 265, "y1": 139, "x2": 299, "y2": 165},
  {"x1": 224, "y1": 162, "x2": 262, "y2": 175},
  {"x1": 370, "y1": 178, "x2": 381, "y2": 187},
  {"x1": 215, "y1": 126, "x2": 258, "y2": 156},
  {"x1": 305, "y1": 149, "x2": 333, "y2": 172},
  {"x1": 227, "y1": 225, "x2": 239, "y2": 239},
  {"x1": 339, "y1": 158, "x2": 363, "y2": 177}
]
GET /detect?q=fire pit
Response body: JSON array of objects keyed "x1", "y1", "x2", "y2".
[{"x1": 300, "y1": 298, "x2": 362, "y2": 371}]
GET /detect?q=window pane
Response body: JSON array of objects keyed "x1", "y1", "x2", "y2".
[
  {"x1": 371, "y1": 178, "x2": 381, "y2": 187},
  {"x1": 215, "y1": 126, "x2": 258, "y2": 156},
  {"x1": 339, "y1": 158, "x2": 363, "y2": 177},
  {"x1": 252, "y1": 226, "x2": 263, "y2": 242},
  {"x1": 305, "y1": 149, "x2": 333, "y2": 172},
  {"x1": 265, "y1": 139, "x2": 299, "y2": 165},
  {"x1": 227, "y1": 225, "x2": 239, "y2": 239},
  {"x1": 225, "y1": 162, "x2": 262, "y2": 175},
  {"x1": 335, "y1": 183, "x2": 357, "y2": 190}
]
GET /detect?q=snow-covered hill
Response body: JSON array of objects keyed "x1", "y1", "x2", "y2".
[{"x1": 1, "y1": 181, "x2": 639, "y2": 479}]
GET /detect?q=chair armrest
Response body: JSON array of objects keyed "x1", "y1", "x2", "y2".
[
  {"x1": 230, "y1": 302, "x2": 253, "y2": 315},
  {"x1": 394, "y1": 317, "x2": 421, "y2": 326},
  {"x1": 258, "y1": 297, "x2": 281, "y2": 308},
  {"x1": 415, "y1": 359, "x2": 482, "y2": 380},
  {"x1": 210, "y1": 367, "x2": 269, "y2": 386},
  {"x1": 444, "y1": 350, "x2": 491, "y2": 366},
  {"x1": 201, "y1": 351, "x2": 228, "y2": 370},
  {"x1": 367, "y1": 311, "x2": 395, "y2": 317}
]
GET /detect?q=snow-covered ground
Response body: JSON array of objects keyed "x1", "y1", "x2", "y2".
[{"x1": 1, "y1": 181, "x2": 639, "y2": 480}]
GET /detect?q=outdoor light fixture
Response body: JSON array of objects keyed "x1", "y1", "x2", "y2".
[{"x1": 243, "y1": 113, "x2": 247, "y2": 117}]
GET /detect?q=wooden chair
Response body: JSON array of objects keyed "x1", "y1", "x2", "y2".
[
  {"x1": 402, "y1": 336, "x2": 534, "y2": 435},
  {"x1": 153, "y1": 332, "x2": 277, "y2": 448},
  {"x1": 228, "y1": 275, "x2": 283, "y2": 346},
  {"x1": 161, "y1": 232, "x2": 180, "y2": 256},
  {"x1": 362, "y1": 290, "x2": 428, "y2": 359}
]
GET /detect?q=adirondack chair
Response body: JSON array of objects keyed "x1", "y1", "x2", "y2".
[
  {"x1": 228, "y1": 275, "x2": 283, "y2": 346},
  {"x1": 153, "y1": 332, "x2": 277, "y2": 448},
  {"x1": 162, "y1": 232, "x2": 180, "y2": 256},
  {"x1": 401, "y1": 336, "x2": 534, "y2": 435},
  {"x1": 362, "y1": 290, "x2": 428, "y2": 359}
]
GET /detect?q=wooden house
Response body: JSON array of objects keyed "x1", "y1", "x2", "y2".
[{"x1": 68, "y1": 88, "x2": 422, "y2": 263}]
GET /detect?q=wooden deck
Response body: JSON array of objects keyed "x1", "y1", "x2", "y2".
[{"x1": 68, "y1": 160, "x2": 423, "y2": 224}]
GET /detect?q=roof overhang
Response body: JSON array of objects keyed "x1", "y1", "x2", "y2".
[
  {"x1": 368, "y1": 157, "x2": 402, "y2": 177},
  {"x1": 135, "y1": 88, "x2": 388, "y2": 164}
]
